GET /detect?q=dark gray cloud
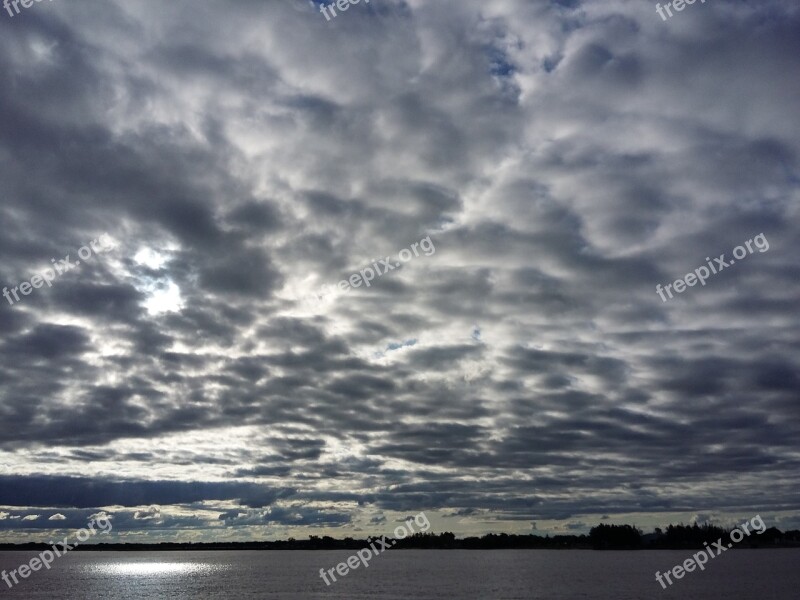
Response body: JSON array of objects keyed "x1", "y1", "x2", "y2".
[{"x1": 0, "y1": 475, "x2": 293, "y2": 509}]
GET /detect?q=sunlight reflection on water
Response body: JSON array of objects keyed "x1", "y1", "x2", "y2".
[{"x1": 88, "y1": 561, "x2": 222, "y2": 577}]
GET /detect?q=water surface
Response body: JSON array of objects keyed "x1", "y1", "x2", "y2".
[{"x1": 0, "y1": 549, "x2": 796, "y2": 599}]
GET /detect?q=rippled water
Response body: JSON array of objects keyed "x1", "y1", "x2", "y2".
[{"x1": 0, "y1": 549, "x2": 797, "y2": 599}]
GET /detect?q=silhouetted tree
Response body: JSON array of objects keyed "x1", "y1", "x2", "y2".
[{"x1": 589, "y1": 524, "x2": 642, "y2": 549}]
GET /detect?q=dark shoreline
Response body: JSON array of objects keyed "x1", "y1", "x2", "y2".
[
  {"x1": 2, "y1": 525, "x2": 798, "y2": 552},
  {"x1": 0, "y1": 545, "x2": 797, "y2": 551}
]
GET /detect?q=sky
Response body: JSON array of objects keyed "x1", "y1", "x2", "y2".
[{"x1": 0, "y1": 0, "x2": 798, "y2": 543}]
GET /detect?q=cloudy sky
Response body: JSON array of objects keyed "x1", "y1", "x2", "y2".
[{"x1": 0, "y1": 0, "x2": 798, "y2": 543}]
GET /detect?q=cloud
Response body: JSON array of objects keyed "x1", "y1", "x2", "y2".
[
  {"x1": 0, "y1": 0, "x2": 798, "y2": 541},
  {"x1": 133, "y1": 505, "x2": 162, "y2": 521},
  {"x1": 0, "y1": 475, "x2": 293, "y2": 509}
]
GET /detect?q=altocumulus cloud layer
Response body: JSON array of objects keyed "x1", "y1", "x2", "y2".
[{"x1": 0, "y1": 0, "x2": 798, "y2": 542}]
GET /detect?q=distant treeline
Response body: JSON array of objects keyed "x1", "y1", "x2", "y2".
[
  {"x1": 589, "y1": 523, "x2": 800, "y2": 550},
  {"x1": 1, "y1": 526, "x2": 799, "y2": 551}
]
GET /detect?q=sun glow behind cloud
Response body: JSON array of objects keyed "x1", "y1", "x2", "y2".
[{"x1": 132, "y1": 247, "x2": 184, "y2": 315}]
